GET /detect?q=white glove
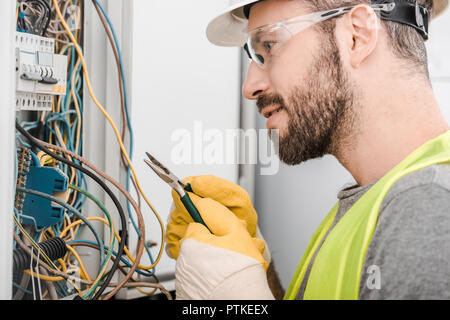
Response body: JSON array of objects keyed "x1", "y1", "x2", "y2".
[{"x1": 175, "y1": 239, "x2": 275, "y2": 300}]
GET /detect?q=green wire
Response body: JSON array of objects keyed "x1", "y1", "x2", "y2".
[
  {"x1": 16, "y1": 187, "x2": 106, "y2": 265},
  {"x1": 69, "y1": 184, "x2": 116, "y2": 300},
  {"x1": 13, "y1": 214, "x2": 56, "y2": 268},
  {"x1": 17, "y1": 187, "x2": 108, "y2": 299}
]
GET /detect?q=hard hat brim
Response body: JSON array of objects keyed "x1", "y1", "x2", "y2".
[
  {"x1": 206, "y1": 0, "x2": 257, "y2": 47},
  {"x1": 206, "y1": 0, "x2": 449, "y2": 47}
]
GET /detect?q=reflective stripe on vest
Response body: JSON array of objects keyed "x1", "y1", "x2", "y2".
[{"x1": 284, "y1": 130, "x2": 450, "y2": 300}]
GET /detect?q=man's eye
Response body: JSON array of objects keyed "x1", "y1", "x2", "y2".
[{"x1": 263, "y1": 41, "x2": 276, "y2": 52}]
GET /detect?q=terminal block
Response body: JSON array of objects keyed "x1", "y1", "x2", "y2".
[{"x1": 19, "y1": 161, "x2": 69, "y2": 230}]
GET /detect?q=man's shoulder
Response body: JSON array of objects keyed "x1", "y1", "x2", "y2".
[
  {"x1": 376, "y1": 163, "x2": 450, "y2": 233},
  {"x1": 380, "y1": 163, "x2": 450, "y2": 211},
  {"x1": 359, "y1": 163, "x2": 450, "y2": 299}
]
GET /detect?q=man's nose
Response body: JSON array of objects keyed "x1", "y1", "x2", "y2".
[{"x1": 242, "y1": 61, "x2": 270, "y2": 100}]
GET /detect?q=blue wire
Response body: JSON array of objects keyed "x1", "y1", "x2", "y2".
[
  {"x1": 54, "y1": 281, "x2": 69, "y2": 298},
  {"x1": 52, "y1": 43, "x2": 86, "y2": 211},
  {"x1": 51, "y1": 225, "x2": 60, "y2": 237},
  {"x1": 45, "y1": 111, "x2": 77, "y2": 152},
  {"x1": 29, "y1": 151, "x2": 40, "y2": 167},
  {"x1": 17, "y1": 187, "x2": 106, "y2": 266},
  {"x1": 16, "y1": 133, "x2": 31, "y2": 148},
  {"x1": 13, "y1": 282, "x2": 33, "y2": 295},
  {"x1": 93, "y1": 0, "x2": 156, "y2": 268},
  {"x1": 53, "y1": 285, "x2": 66, "y2": 298},
  {"x1": 66, "y1": 240, "x2": 155, "y2": 277},
  {"x1": 17, "y1": 212, "x2": 43, "y2": 233}
]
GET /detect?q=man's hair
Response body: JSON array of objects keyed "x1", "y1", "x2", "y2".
[{"x1": 302, "y1": 0, "x2": 434, "y2": 78}]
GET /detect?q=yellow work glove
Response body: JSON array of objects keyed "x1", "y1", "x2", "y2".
[
  {"x1": 182, "y1": 197, "x2": 267, "y2": 268},
  {"x1": 166, "y1": 175, "x2": 259, "y2": 259},
  {"x1": 174, "y1": 197, "x2": 274, "y2": 300}
]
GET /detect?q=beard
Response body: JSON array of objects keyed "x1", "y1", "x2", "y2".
[{"x1": 257, "y1": 38, "x2": 358, "y2": 166}]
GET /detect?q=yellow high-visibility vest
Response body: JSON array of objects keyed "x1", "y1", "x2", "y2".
[{"x1": 284, "y1": 130, "x2": 450, "y2": 300}]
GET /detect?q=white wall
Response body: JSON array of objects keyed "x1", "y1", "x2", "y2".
[
  {"x1": 129, "y1": 0, "x2": 241, "y2": 291},
  {"x1": 428, "y1": 9, "x2": 450, "y2": 118},
  {"x1": 255, "y1": 10, "x2": 450, "y2": 290}
]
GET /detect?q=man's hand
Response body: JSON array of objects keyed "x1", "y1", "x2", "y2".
[
  {"x1": 165, "y1": 175, "x2": 275, "y2": 300},
  {"x1": 166, "y1": 175, "x2": 259, "y2": 259},
  {"x1": 174, "y1": 197, "x2": 274, "y2": 300}
]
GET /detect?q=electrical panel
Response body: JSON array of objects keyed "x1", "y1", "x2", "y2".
[{"x1": 15, "y1": 31, "x2": 68, "y2": 111}]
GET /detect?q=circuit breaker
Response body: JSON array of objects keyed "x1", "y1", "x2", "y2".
[{"x1": 15, "y1": 31, "x2": 68, "y2": 111}]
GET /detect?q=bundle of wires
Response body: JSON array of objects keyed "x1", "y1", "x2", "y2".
[
  {"x1": 17, "y1": 0, "x2": 51, "y2": 36},
  {"x1": 15, "y1": 123, "x2": 170, "y2": 300},
  {"x1": 13, "y1": 0, "x2": 169, "y2": 300}
]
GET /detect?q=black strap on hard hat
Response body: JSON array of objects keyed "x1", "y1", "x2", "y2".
[
  {"x1": 372, "y1": 0, "x2": 429, "y2": 40},
  {"x1": 243, "y1": 0, "x2": 429, "y2": 40}
]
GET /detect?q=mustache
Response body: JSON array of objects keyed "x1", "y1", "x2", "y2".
[{"x1": 256, "y1": 93, "x2": 286, "y2": 114}]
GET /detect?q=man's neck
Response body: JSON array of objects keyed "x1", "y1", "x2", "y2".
[{"x1": 335, "y1": 83, "x2": 449, "y2": 187}]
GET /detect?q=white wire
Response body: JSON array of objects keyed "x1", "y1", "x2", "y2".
[
  {"x1": 36, "y1": 247, "x2": 43, "y2": 300},
  {"x1": 30, "y1": 247, "x2": 36, "y2": 300}
]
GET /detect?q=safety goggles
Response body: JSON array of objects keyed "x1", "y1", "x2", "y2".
[{"x1": 243, "y1": 2, "x2": 395, "y2": 69}]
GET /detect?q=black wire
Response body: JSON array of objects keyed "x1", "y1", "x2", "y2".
[
  {"x1": 36, "y1": 0, "x2": 51, "y2": 36},
  {"x1": 24, "y1": 0, "x2": 50, "y2": 36},
  {"x1": 26, "y1": 0, "x2": 45, "y2": 35},
  {"x1": 15, "y1": 121, "x2": 128, "y2": 300}
]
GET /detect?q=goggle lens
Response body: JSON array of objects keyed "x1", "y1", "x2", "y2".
[{"x1": 244, "y1": 26, "x2": 291, "y2": 69}]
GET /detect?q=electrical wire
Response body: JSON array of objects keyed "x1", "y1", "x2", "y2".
[
  {"x1": 90, "y1": 0, "x2": 158, "y2": 280},
  {"x1": 15, "y1": 0, "x2": 167, "y2": 300},
  {"x1": 14, "y1": 232, "x2": 89, "y2": 288},
  {"x1": 40, "y1": 268, "x2": 58, "y2": 300},
  {"x1": 36, "y1": 246, "x2": 43, "y2": 300},
  {"x1": 67, "y1": 240, "x2": 153, "y2": 277},
  {"x1": 30, "y1": 247, "x2": 36, "y2": 300},
  {"x1": 51, "y1": 4, "x2": 166, "y2": 291},
  {"x1": 63, "y1": 217, "x2": 152, "y2": 275},
  {"x1": 15, "y1": 122, "x2": 127, "y2": 300},
  {"x1": 16, "y1": 188, "x2": 112, "y2": 297},
  {"x1": 31, "y1": 140, "x2": 155, "y2": 298},
  {"x1": 67, "y1": 184, "x2": 118, "y2": 298},
  {"x1": 13, "y1": 213, "x2": 58, "y2": 269},
  {"x1": 66, "y1": 241, "x2": 171, "y2": 299},
  {"x1": 16, "y1": 187, "x2": 106, "y2": 266}
]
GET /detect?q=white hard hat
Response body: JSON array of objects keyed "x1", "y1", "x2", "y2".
[{"x1": 206, "y1": 0, "x2": 449, "y2": 47}]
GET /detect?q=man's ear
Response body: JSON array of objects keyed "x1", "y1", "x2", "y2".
[{"x1": 341, "y1": 4, "x2": 379, "y2": 69}]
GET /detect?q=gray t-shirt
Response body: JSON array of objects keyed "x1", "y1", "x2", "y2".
[{"x1": 296, "y1": 163, "x2": 450, "y2": 300}]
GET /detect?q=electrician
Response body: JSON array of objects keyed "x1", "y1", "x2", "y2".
[{"x1": 166, "y1": 0, "x2": 450, "y2": 300}]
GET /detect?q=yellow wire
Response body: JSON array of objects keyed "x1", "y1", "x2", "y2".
[
  {"x1": 135, "y1": 286, "x2": 157, "y2": 296},
  {"x1": 65, "y1": 213, "x2": 75, "y2": 240},
  {"x1": 58, "y1": 258, "x2": 67, "y2": 273},
  {"x1": 61, "y1": 216, "x2": 154, "y2": 271},
  {"x1": 13, "y1": 215, "x2": 83, "y2": 294},
  {"x1": 13, "y1": 215, "x2": 57, "y2": 269},
  {"x1": 20, "y1": 231, "x2": 156, "y2": 295},
  {"x1": 52, "y1": 0, "x2": 165, "y2": 270},
  {"x1": 66, "y1": 245, "x2": 92, "y2": 281},
  {"x1": 24, "y1": 270, "x2": 64, "y2": 282}
]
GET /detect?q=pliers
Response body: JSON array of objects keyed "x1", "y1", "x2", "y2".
[{"x1": 144, "y1": 152, "x2": 209, "y2": 230}]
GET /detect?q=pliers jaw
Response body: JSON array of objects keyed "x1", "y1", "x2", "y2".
[{"x1": 144, "y1": 153, "x2": 187, "y2": 197}]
